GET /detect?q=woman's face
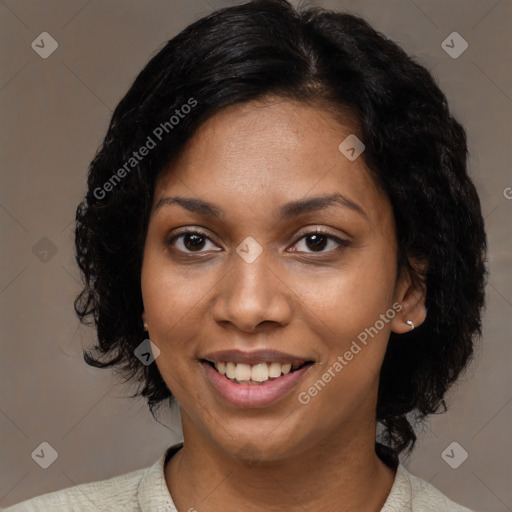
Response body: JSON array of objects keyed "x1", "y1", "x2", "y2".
[{"x1": 141, "y1": 97, "x2": 414, "y2": 461}]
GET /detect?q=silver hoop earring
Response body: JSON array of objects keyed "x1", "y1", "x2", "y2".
[{"x1": 406, "y1": 320, "x2": 414, "y2": 330}]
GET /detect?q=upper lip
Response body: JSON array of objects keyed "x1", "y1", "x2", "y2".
[{"x1": 201, "y1": 349, "x2": 313, "y2": 366}]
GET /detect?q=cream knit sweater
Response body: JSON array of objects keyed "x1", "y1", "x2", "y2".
[{"x1": 4, "y1": 443, "x2": 474, "y2": 511}]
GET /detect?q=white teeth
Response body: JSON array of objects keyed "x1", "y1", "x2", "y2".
[
  {"x1": 268, "y1": 362, "x2": 282, "y2": 378},
  {"x1": 234, "y1": 363, "x2": 251, "y2": 381},
  {"x1": 212, "y1": 361, "x2": 304, "y2": 383},
  {"x1": 251, "y1": 363, "x2": 269, "y2": 382},
  {"x1": 226, "y1": 362, "x2": 236, "y2": 379}
]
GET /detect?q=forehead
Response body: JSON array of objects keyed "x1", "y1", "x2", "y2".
[{"x1": 154, "y1": 97, "x2": 390, "y2": 224}]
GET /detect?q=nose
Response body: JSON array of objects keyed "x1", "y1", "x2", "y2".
[{"x1": 212, "y1": 249, "x2": 293, "y2": 334}]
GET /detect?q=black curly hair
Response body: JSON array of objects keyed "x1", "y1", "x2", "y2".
[{"x1": 74, "y1": 0, "x2": 487, "y2": 455}]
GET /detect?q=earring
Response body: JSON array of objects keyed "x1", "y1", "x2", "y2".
[
  {"x1": 406, "y1": 320, "x2": 414, "y2": 330},
  {"x1": 143, "y1": 322, "x2": 148, "y2": 331}
]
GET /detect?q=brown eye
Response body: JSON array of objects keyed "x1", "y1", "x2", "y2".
[
  {"x1": 182, "y1": 233, "x2": 207, "y2": 251},
  {"x1": 168, "y1": 231, "x2": 221, "y2": 253},
  {"x1": 304, "y1": 233, "x2": 329, "y2": 252},
  {"x1": 289, "y1": 230, "x2": 349, "y2": 254}
]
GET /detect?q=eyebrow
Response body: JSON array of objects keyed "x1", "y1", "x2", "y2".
[
  {"x1": 152, "y1": 193, "x2": 367, "y2": 220},
  {"x1": 278, "y1": 193, "x2": 367, "y2": 220}
]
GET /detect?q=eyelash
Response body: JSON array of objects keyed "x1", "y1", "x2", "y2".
[{"x1": 166, "y1": 227, "x2": 350, "y2": 256}]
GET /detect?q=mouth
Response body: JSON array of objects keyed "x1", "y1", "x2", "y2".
[
  {"x1": 201, "y1": 359, "x2": 314, "y2": 385},
  {"x1": 200, "y1": 350, "x2": 315, "y2": 408},
  {"x1": 200, "y1": 349, "x2": 315, "y2": 407}
]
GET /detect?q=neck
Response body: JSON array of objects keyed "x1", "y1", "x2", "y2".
[{"x1": 165, "y1": 416, "x2": 396, "y2": 512}]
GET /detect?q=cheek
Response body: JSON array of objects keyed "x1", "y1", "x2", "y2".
[
  {"x1": 140, "y1": 252, "x2": 225, "y2": 399},
  {"x1": 294, "y1": 272, "x2": 394, "y2": 422},
  {"x1": 141, "y1": 245, "x2": 212, "y2": 333},
  {"x1": 141, "y1": 254, "x2": 196, "y2": 373},
  {"x1": 293, "y1": 254, "x2": 396, "y2": 343},
  {"x1": 142, "y1": 268, "x2": 203, "y2": 405}
]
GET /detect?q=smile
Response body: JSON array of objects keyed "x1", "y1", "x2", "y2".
[
  {"x1": 201, "y1": 354, "x2": 314, "y2": 408},
  {"x1": 208, "y1": 360, "x2": 311, "y2": 384}
]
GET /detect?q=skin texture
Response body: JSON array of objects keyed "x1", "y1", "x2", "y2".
[{"x1": 141, "y1": 97, "x2": 427, "y2": 512}]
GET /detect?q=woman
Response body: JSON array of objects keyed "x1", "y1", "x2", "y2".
[{"x1": 6, "y1": 0, "x2": 486, "y2": 510}]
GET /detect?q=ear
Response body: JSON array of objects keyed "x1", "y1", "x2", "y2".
[{"x1": 391, "y1": 259, "x2": 427, "y2": 334}]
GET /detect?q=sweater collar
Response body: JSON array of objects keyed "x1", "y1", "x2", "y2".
[{"x1": 137, "y1": 442, "x2": 410, "y2": 512}]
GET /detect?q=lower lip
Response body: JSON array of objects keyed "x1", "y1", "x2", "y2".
[{"x1": 202, "y1": 362, "x2": 312, "y2": 408}]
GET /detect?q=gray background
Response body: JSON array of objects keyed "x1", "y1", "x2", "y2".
[{"x1": 1, "y1": 0, "x2": 511, "y2": 510}]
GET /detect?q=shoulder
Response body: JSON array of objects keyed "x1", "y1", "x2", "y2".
[
  {"x1": 408, "y1": 468, "x2": 474, "y2": 511},
  {"x1": 382, "y1": 463, "x2": 475, "y2": 512},
  {"x1": 3, "y1": 465, "x2": 149, "y2": 512},
  {"x1": 3, "y1": 444, "x2": 182, "y2": 512}
]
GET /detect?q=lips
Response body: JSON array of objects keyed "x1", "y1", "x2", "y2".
[
  {"x1": 202, "y1": 348, "x2": 312, "y2": 366},
  {"x1": 200, "y1": 349, "x2": 314, "y2": 408}
]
